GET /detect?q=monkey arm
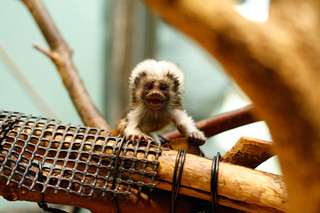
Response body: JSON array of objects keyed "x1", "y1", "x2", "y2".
[
  {"x1": 123, "y1": 124, "x2": 144, "y2": 136},
  {"x1": 171, "y1": 109, "x2": 206, "y2": 145},
  {"x1": 120, "y1": 110, "x2": 154, "y2": 142},
  {"x1": 122, "y1": 111, "x2": 143, "y2": 135}
]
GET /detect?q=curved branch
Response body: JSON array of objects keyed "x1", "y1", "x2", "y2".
[
  {"x1": 21, "y1": 0, "x2": 110, "y2": 130},
  {"x1": 164, "y1": 105, "x2": 258, "y2": 139}
]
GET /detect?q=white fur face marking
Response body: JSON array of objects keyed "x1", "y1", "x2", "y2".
[{"x1": 129, "y1": 59, "x2": 184, "y2": 93}]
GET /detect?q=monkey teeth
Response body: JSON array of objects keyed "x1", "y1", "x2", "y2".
[{"x1": 148, "y1": 99, "x2": 163, "y2": 109}]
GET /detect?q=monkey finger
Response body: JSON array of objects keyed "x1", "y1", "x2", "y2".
[
  {"x1": 188, "y1": 132, "x2": 206, "y2": 146},
  {"x1": 125, "y1": 134, "x2": 132, "y2": 141},
  {"x1": 134, "y1": 134, "x2": 144, "y2": 144},
  {"x1": 140, "y1": 134, "x2": 155, "y2": 144},
  {"x1": 197, "y1": 132, "x2": 207, "y2": 146},
  {"x1": 187, "y1": 132, "x2": 196, "y2": 144},
  {"x1": 195, "y1": 137, "x2": 206, "y2": 146},
  {"x1": 197, "y1": 138, "x2": 206, "y2": 146},
  {"x1": 126, "y1": 134, "x2": 151, "y2": 146},
  {"x1": 194, "y1": 133, "x2": 204, "y2": 145},
  {"x1": 138, "y1": 133, "x2": 147, "y2": 144},
  {"x1": 126, "y1": 134, "x2": 138, "y2": 145},
  {"x1": 143, "y1": 135, "x2": 155, "y2": 142},
  {"x1": 194, "y1": 138, "x2": 203, "y2": 146}
]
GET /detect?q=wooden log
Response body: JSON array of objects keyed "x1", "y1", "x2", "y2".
[
  {"x1": 221, "y1": 137, "x2": 275, "y2": 168},
  {"x1": 157, "y1": 149, "x2": 288, "y2": 212},
  {"x1": 0, "y1": 155, "x2": 204, "y2": 213},
  {"x1": 0, "y1": 146, "x2": 287, "y2": 212},
  {"x1": 0, "y1": 115, "x2": 287, "y2": 212}
]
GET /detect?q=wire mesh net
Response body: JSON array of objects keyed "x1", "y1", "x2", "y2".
[{"x1": 0, "y1": 110, "x2": 161, "y2": 198}]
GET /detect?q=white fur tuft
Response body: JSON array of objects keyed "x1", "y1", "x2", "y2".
[{"x1": 129, "y1": 59, "x2": 184, "y2": 89}]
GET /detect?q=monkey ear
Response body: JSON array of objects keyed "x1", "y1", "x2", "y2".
[
  {"x1": 133, "y1": 77, "x2": 140, "y2": 87},
  {"x1": 159, "y1": 60, "x2": 185, "y2": 89},
  {"x1": 172, "y1": 79, "x2": 180, "y2": 92},
  {"x1": 130, "y1": 59, "x2": 156, "y2": 81}
]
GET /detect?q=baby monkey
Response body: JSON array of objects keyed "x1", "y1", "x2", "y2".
[{"x1": 116, "y1": 59, "x2": 206, "y2": 146}]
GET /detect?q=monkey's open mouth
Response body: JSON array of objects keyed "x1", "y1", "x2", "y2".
[{"x1": 148, "y1": 98, "x2": 164, "y2": 109}]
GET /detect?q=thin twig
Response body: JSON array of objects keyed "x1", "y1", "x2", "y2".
[{"x1": 33, "y1": 44, "x2": 55, "y2": 59}]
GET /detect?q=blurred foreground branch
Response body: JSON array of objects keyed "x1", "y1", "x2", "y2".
[{"x1": 143, "y1": 0, "x2": 320, "y2": 211}]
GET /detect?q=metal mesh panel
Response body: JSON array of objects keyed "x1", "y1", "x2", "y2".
[{"x1": 0, "y1": 110, "x2": 161, "y2": 197}]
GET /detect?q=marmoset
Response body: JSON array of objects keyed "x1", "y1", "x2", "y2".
[{"x1": 115, "y1": 59, "x2": 206, "y2": 146}]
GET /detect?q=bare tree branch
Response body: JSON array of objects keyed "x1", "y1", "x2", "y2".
[
  {"x1": 164, "y1": 105, "x2": 258, "y2": 139},
  {"x1": 21, "y1": 0, "x2": 110, "y2": 130},
  {"x1": 143, "y1": 0, "x2": 320, "y2": 212}
]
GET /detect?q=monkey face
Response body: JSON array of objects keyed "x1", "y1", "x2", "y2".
[
  {"x1": 129, "y1": 60, "x2": 184, "y2": 110},
  {"x1": 143, "y1": 80, "x2": 170, "y2": 110}
]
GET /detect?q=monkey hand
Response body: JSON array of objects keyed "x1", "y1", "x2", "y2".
[
  {"x1": 188, "y1": 131, "x2": 206, "y2": 146},
  {"x1": 126, "y1": 133, "x2": 154, "y2": 145}
]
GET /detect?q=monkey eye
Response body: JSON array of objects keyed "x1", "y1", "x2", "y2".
[
  {"x1": 146, "y1": 83, "x2": 153, "y2": 90},
  {"x1": 160, "y1": 84, "x2": 168, "y2": 91}
]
